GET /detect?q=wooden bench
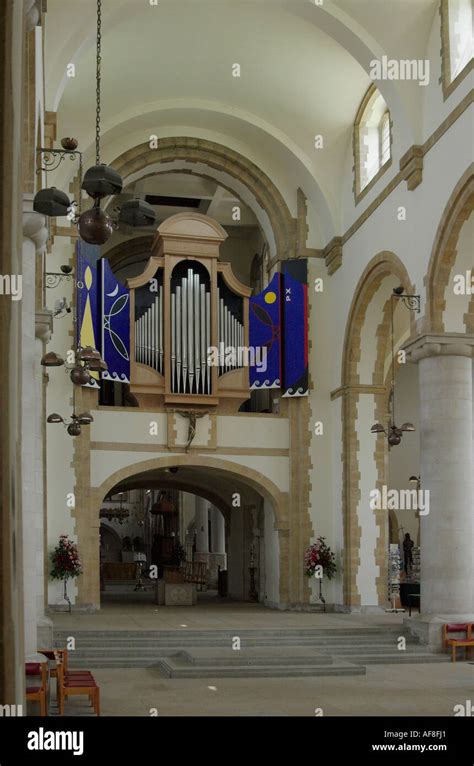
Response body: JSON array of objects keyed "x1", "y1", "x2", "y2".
[{"x1": 443, "y1": 623, "x2": 474, "y2": 662}]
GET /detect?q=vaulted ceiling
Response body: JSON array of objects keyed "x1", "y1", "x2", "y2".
[{"x1": 44, "y1": 0, "x2": 439, "y2": 241}]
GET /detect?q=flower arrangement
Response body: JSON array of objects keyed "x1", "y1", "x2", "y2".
[
  {"x1": 50, "y1": 535, "x2": 83, "y2": 581},
  {"x1": 304, "y1": 537, "x2": 337, "y2": 579}
]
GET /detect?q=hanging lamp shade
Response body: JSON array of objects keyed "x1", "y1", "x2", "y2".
[
  {"x1": 119, "y1": 199, "x2": 156, "y2": 227},
  {"x1": 82, "y1": 164, "x2": 123, "y2": 199},
  {"x1": 77, "y1": 346, "x2": 101, "y2": 362},
  {"x1": 47, "y1": 413, "x2": 64, "y2": 424},
  {"x1": 41, "y1": 351, "x2": 64, "y2": 367},
  {"x1": 401, "y1": 422, "x2": 416, "y2": 432},
  {"x1": 77, "y1": 412, "x2": 94, "y2": 424},
  {"x1": 370, "y1": 423, "x2": 385, "y2": 433},
  {"x1": 88, "y1": 358, "x2": 108, "y2": 372},
  {"x1": 33, "y1": 187, "x2": 71, "y2": 217}
]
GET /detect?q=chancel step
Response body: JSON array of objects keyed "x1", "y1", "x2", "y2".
[{"x1": 53, "y1": 627, "x2": 450, "y2": 673}]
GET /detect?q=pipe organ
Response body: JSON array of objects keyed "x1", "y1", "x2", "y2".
[{"x1": 127, "y1": 213, "x2": 251, "y2": 409}]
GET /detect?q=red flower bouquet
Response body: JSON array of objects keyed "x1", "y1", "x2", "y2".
[
  {"x1": 304, "y1": 537, "x2": 337, "y2": 579},
  {"x1": 50, "y1": 535, "x2": 83, "y2": 581}
]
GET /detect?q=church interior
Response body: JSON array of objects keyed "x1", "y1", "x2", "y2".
[{"x1": 0, "y1": 0, "x2": 473, "y2": 729}]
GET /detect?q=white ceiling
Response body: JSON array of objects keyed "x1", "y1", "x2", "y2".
[{"x1": 44, "y1": 0, "x2": 439, "y2": 240}]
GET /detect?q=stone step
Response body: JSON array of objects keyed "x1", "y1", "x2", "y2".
[
  {"x1": 55, "y1": 627, "x2": 412, "y2": 638},
  {"x1": 333, "y1": 653, "x2": 451, "y2": 666},
  {"x1": 157, "y1": 656, "x2": 366, "y2": 679}
]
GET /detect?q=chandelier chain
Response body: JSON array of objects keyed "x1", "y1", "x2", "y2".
[{"x1": 95, "y1": 0, "x2": 102, "y2": 166}]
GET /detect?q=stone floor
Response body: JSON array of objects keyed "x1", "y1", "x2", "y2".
[
  {"x1": 50, "y1": 600, "x2": 474, "y2": 717},
  {"x1": 53, "y1": 594, "x2": 411, "y2": 631}
]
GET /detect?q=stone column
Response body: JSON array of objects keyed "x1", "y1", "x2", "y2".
[
  {"x1": 22, "y1": 195, "x2": 53, "y2": 658},
  {"x1": 210, "y1": 507, "x2": 225, "y2": 555},
  {"x1": 405, "y1": 334, "x2": 474, "y2": 643},
  {"x1": 194, "y1": 496, "x2": 210, "y2": 567},
  {"x1": 208, "y1": 506, "x2": 226, "y2": 587}
]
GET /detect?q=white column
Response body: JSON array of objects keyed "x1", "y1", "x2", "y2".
[
  {"x1": 407, "y1": 334, "x2": 474, "y2": 619},
  {"x1": 210, "y1": 507, "x2": 225, "y2": 554},
  {"x1": 195, "y1": 496, "x2": 209, "y2": 554},
  {"x1": 22, "y1": 195, "x2": 52, "y2": 659}
]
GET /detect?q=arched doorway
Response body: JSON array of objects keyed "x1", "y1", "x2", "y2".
[{"x1": 93, "y1": 458, "x2": 286, "y2": 610}]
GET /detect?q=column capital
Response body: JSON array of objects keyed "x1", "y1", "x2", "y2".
[
  {"x1": 25, "y1": 0, "x2": 42, "y2": 33},
  {"x1": 35, "y1": 309, "x2": 54, "y2": 342},
  {"x1": 403, "y1": 333, "x2": 474, "y2": 362},
  {"x1": 23, "y1": 193, "x2": 48, "y2": 254}
]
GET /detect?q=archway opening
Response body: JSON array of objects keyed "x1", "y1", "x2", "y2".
[{"x1": 97, "y1": 463, "x2": 281, "y2": 610}]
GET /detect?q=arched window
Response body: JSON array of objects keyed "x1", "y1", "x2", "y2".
[
  {"x1": 441, "y1": 0, "x2": 474, "y2": 98},
  {"x1": 380, "y1": 111, "x2": 391, "y2": 167},
  {"x1": 353, "y1": 86, "x2": 392, "y2": 203}
]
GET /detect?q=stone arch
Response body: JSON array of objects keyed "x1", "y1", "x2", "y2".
[
  {"x1": 89, "y1": 454, "x2": 289, "y2": 607},
  {"x1": 108, "y1": 137, "x2": 296, "y2": 261},
  {"x1": 426, "y1": 168, "x2": 474, "y2": 333},
  {"x1": 340, "y1": 252, "x2": 415, "y2": 608}
]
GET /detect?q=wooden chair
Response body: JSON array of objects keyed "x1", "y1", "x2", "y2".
[
  {"x1": 25, "y1": 661, "x2": 48, "y2": 716},
  {"x1": 443, "y1": 623, "x2": 474, "y2": 662},
  {"x1": 56, "y1": 657, "x2": 100, "y2": 716}
]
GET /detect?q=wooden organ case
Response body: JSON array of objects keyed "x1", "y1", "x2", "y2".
[{"x1": 127, "y1": 213, "x2": 252, "y2": 410}]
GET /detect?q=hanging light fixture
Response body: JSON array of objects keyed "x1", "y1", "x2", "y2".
[
  {"x1": 33, "y1": 0, "x2": 156, "y2": 243},
  {"x1": 370, "y1": 288, "x2": 420, "y2": 447},
  {"x1": 46, "y1": 412, "x2": 94, "y2": 437}
]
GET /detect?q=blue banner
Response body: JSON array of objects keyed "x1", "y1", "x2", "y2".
[
  {"x1": 76, "y1": 241, "x2": 101, "y2": 388},
  {"x1": 99, "y1": 258, "x2": 130, "y2": 383},
  {"x1": 281, "y1": 260, "x2": 308, "y2": 397},
  {"x1": 249, "y1": 273, "x2": 281, "y2": 389}
]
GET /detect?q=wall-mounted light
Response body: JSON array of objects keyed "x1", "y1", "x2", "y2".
[{"x1": 370, "y1": 288, "x2": 420, "y2": 447}]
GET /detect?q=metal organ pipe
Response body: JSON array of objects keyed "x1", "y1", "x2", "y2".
[
  {"x1": 171, "y1": 292, "x2": 176, "y2": 392},
  {"x1": 194, "y1": 274, "x2": 201, "y2": 394},
  {"x1": 176, "y1": 285, "x2": 182, "y2": 393},
  {"x1": 158, "y1": 286, "x2": 163, "y2": 374},
  {"x1": 182, "y1": 276, "x2": 188, "y2": 392},
  {"x1": 187, "y1": 269, "x2": 194, "y2": 393},
  {"x1": 206, "y1": 290, "x2": 211, "y2": 394}
]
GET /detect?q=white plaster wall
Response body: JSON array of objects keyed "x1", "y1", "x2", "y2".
[
  {"x1": 91, "y1": 411, "x2": 168, "y2": 445},
  {"x1": 216, "y1": 415, "x2": 289, "y2": 450},
  {"x1": 307, "y1": 257, "x2": 342, "y2": 605},
  {"x1": 327, "y1": 104, "x2": 473, "y2": 399}
]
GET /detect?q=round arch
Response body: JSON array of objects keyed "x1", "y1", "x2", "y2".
[
  {"x1": 90, "y1": 455, "x2": 288, "y2": 608},
  {"x1": 426, "y1": 169, "x2": 474, "y2": 333},
  {"x1": 94, "y1": 454, "x2": 288, "y2": 533},
  {"x1": 108, "y1": 137, "x2": 296, "y2": 261},
  {"x1": 340, "y1": 251, "x2": 415, "y2": 608}
]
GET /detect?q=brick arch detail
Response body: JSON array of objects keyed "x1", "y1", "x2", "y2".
[
  {"x1": 108, "y1": 137, "x2": 296, "y2": 260},
  {"x1": 426, "y1": 168, "x2": 474, "y2": 333},
  {"x1": 89, "y1": 454, "x2": 290, "y2": 607},
  {"x1": 340, "y1": 252, "x2": 414, "y2": 607}
]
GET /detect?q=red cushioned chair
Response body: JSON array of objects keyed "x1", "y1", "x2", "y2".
[
  {"x1": 25, "y1": 661, "x2": 48, "y2": 716},
  {"x1": 56, "y1": 656, "x2": 100, "y2": 716}
]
